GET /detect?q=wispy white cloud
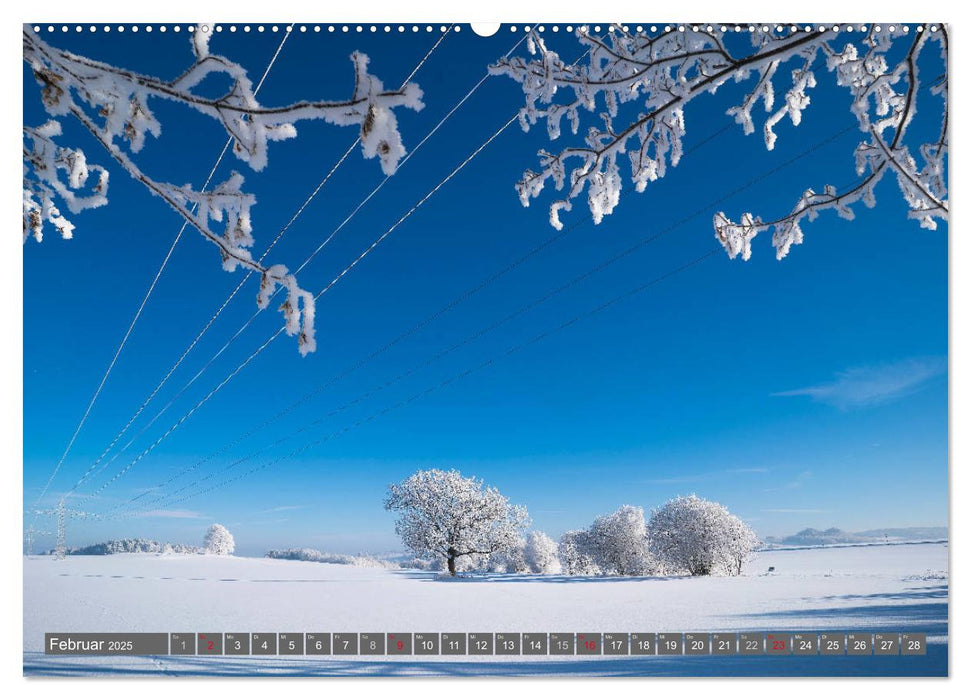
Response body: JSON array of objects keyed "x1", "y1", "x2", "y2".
[
  {"x1": 135, "y1": 509, "x2": 209, "y2": 520},
  {"x1": 773, "y1": 357, "x2": 945, "y2": 409},
  {"x1": 259, "y1": 505, "x2": 306, "y2": 514},
  {"x1": 644, "y1": 467, "x2": 769, "y2": 485}
]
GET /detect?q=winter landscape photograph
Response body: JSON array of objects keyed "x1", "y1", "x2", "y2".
[{"x1": 22, "y1": 20, "x2": 948, "y2": 678}]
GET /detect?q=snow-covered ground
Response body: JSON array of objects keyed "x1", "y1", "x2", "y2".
[{"x1": 23, "y1": 541, "x2": 948, "y2": 676}]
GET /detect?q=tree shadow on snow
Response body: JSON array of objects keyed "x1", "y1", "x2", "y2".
[
  {"x1": 733, "y1": 600, "x2": 948, "y2": 638},
  {"x1": 391, "y1": 570, "x2": 692, "y2": 584},
  {"x1": 815, "y1": 585, "x2": 948, "y2": 603}
]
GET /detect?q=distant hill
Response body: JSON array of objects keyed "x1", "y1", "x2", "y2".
[{"x1": 764, "y1": 526, "x2": 947, "y2": 547}]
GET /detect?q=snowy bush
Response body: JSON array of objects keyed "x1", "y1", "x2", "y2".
[
  {"x1": 493, "y1": 26, "x2": 947, "y2": 259},
  {"x1": 556, "y1": 506, "x2": 656, "y2": 576},
  {"x1": 480, "y1": 540, "x2": 530, "y2": 574},
  {"x1": 397, "y1": 556, "x2": 445, "y2": 572},
  {"x1": 584, "y1": 505, "x2": 657, "y2": 576},
  {"x1": 648, "y1": 495, "x2": 759, "y2": 576},
  {"x1": 558, "y1": 529, "x2": 600, "y2": 575},
  {"x1": 524, "y1": 530, "x2": 561, "y2": 574},
  {"x1": 384, "y1": 469, "x2": 531, "y2": 576},
  {"x1": 721, "y1": 511, "x2": 763, "y2": 575},
  {"x1": 203, "y1": 523, "x2": 235, "y2": 555},
  {"x1": 264, "y1": 548, "x2": 397, "y2": 569}
]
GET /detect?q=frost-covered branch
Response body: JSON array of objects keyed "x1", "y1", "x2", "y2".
[
  {"x1": 23, "y1": 28, "x2": 423, "y2": 173},
  {"x1": 495, "y1": 25, "x2": 948, "y2": 259},
  {"x1": 23, "y1": 26, "x2": 425, "y2": 353},
  {"x1": 68, "y1": 103, "x2": 317, "y2": 352},
  {"x1": 23, "y1": 120, "x2": 108, "y2": 242},
  {"x1": 715, "y1": 28, "x2": 948, "y2": 259}
]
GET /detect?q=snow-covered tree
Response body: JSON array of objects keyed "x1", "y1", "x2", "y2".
[
  {"x1": 493, "y1": 25, "x2": 947, "y2": 260},
  {"x1": 647, "y1": 495, "x2": 758, "y2": 576},
  {"x1": 480, "y1": 531, "x2": 563, "y2": 574},
  {"x1": 482, "y1": 538, "x2": 530, "y2": 573},
  {"x1": 558, "y1": 529, "x2": 600, "y2": 575},
  {"x1": 584, "y1": 505, "x2": 657, "y2": 576},
  {"x1": 203, "y1": 523, "x2": 235, "y2": 555},
  {"x1": 23, "y1": 25, "x2": 424, "y2": 354},
  {"x1": 384, "y1": 469, "x2": 530, "y2": 576},
  {"x1": 523, "y1": 530, "x2": 561, "y2": 574},
  {"x1": 557, "y1": 506, "x2": 657, "y2": 576},
  {"x1": 722, "y1": 510, "x2": 762, "y2": 575}
]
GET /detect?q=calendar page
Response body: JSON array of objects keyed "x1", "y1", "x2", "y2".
[{"x1": 21, "y1": 17, "x2": 949, "y2": 679}]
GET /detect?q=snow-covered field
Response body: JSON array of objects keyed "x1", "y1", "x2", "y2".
[{"x1": 23, "y1": 541, "x2": 948, "y2": 676}]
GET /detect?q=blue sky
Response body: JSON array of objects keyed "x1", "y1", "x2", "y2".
[{"x1": 24, "y1": 26, "x2": 947, "y2": 556}]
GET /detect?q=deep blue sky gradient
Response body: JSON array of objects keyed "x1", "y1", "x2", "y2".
[{"x1": 23, "y1": 26, "x2": 947, "y2": 555}]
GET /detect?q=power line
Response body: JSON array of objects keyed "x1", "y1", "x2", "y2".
[
  {"x1": 30, "y1": 26, "x2": 295, "y2": 514},
  {"x1": 101, "y1": 123, "x2": 859, "y2": 518},
  {"x1": 74, "y1": 28, "x2": 539, "y2": 505},
  {"x1": 125, "y1": 248, "x2": 721, "y2": 516},
  {"x1": 118, "y1": 221, "x2": 587, "y2": 507},
  {"x1": 109, "y1": 41, "x2": 742, "y2": 510},
  {"x1": 108, "y1": 25, "x2": 533, "y2": 459},
  {"x1": 71, "y1": 27, "x2": 466, "y2": 499},
  {"x1": 87, "y1": 30, "x2": 825, "y2": 513},
  {"x1": 63, "y1": 28, "x2": 456, "y2": 504},
  {"x1": 294, "y1": 27, "x2": 531, "y2": 277},
  {"x1": 82, "y1": 111, "x2": 522, "y2": 505}
]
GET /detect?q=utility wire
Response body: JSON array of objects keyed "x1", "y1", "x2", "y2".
[
  {"x1": 31, "y1": 25, "x2": 295, "y2": 514},
  {"x1": 64, "y1": 28, "x2": 456, "y2": 504},
  {"x1": 101, "y1": 122, "x2": 858, "y2": 518},
  {"x1": 74, "y1": 27, "x2": 538, "y2": 505},
  {"x1": 122, "y1": 248, "x2": 721, "y2": 516}
]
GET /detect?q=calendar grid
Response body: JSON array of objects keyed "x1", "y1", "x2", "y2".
[{"x1": 44, "y1": 632, "x2": 928, "y2": 657}]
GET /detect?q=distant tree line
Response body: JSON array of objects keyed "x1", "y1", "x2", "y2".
[
  {"x1": 46, "y1": 523, "x2": 235, "y2": 556},
  {"x1": 51, "y1": 538, "x2": 202, "y2": 556}
]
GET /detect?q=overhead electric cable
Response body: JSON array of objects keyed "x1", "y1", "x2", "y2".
[
  {"x1": 31, "y1": 25, "x2": 296, "y2": 514},
  {"x1": 75, "y1": 27, "x2": 541, "y2": 504},
  {"x1": 100, "y1": 123, "x2": 858, "y2": 518},
  {"x1": 64, "y1": 28, "x2": 457, "y2": 503}
]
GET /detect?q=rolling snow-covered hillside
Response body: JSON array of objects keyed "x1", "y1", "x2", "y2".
[{"x1": 23, "y1": 541, "x2": 947, "y2": 676}]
